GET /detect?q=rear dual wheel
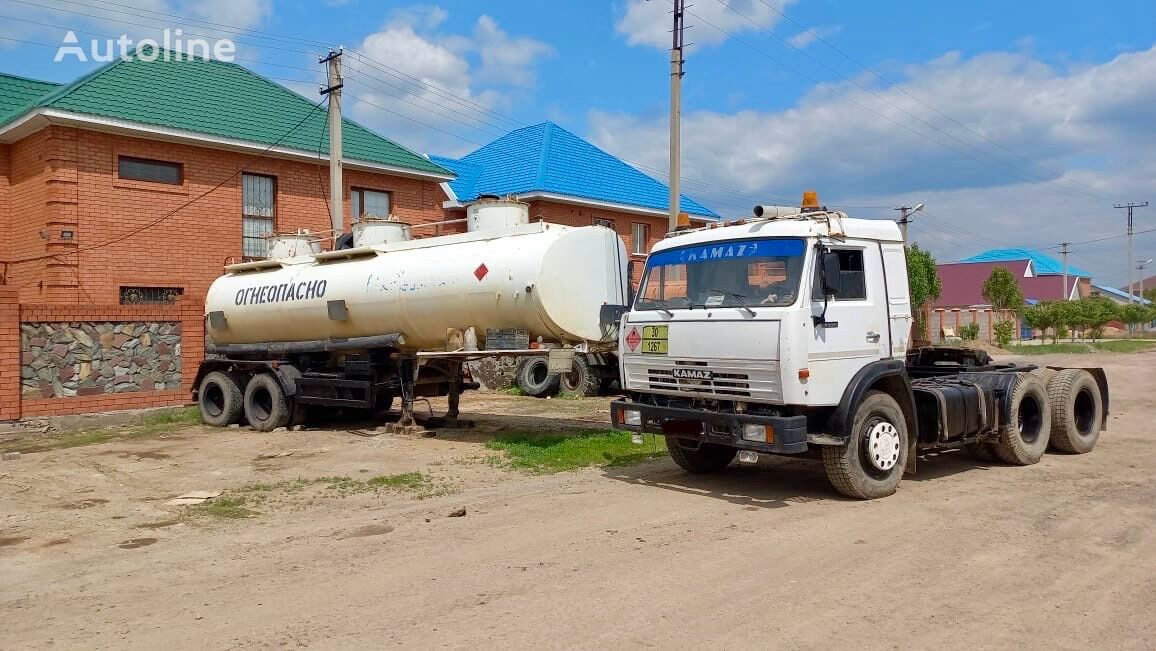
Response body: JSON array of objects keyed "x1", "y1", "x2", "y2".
[
  {"x1": 993, "y1": 374, "x2": 1051, "y2": 465},
  {"x1": 243, "y1": 373, "x2": 291, "y2": 432},
  {"x1": 1045, "y1": 369, "x2": 1102, "y2": 454}
]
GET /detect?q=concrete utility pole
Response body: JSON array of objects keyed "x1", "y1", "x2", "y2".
[
  {"x1": 321, "y1": 49, "x2": 344, "y2": 242},
  {"x1": 667, "y1": 0, "x2": 686, "y2": 233},
  {"x1": 1114, "y1": 201, "x2": 1149, "y2": 303},
  {"x1": 893, "y1": 203, "x2": 924, "y2": 243},
  {"x1": 1059, "y1": 242, "x2": 1071, "y2": 301}
]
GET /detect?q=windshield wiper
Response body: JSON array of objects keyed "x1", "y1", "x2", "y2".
[
  {"x1": 641, "y1": 299, "x2": 673, "y2": 317},
  {"x1": 705, "y1": 289, "x2": 756, "y2": 317}
]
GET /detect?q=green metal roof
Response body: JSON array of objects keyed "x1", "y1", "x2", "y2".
[
  {"x1": 0, "y1": 53, "x2": 451, "y2": 178},
  {"x1": 0, "y1": 73, "x2": 60, "y2": 125}
]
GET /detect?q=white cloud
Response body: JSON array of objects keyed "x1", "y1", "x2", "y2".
[
  {"x1": 346, "y1": 6, "x2": 552, "y2": 155},
  {"x1": 588, "y1": 46, "x2": 1156, "y2": 285},
  {"x1": 785, "y1": 25, "x2": 841, "y2": 49},
  {"x1": 616, "y1": 0, "x2": 796, "y2": 50}
]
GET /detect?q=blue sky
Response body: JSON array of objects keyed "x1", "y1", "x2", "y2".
[{"x1": 2, "y1": 0, "x2": 1154, "y2": 286}]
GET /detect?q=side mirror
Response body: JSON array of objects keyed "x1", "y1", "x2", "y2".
[
  {"x1": 821, "y1": 252, "x2": 842, "y2": 297},
  {"x1": 600, "y1": 304, "x2": 628, "y2": 329}
]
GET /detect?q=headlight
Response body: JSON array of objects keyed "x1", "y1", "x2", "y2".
[
  {"x1": 742, "y1": 424, "x2": 771, "y2": 443},
  {"x1": 620, "y1": 408, "x2": 642, "y2": 427}
]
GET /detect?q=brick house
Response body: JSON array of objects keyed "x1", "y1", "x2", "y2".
[
  {"x1": 430, "y1": 122, "x2": 718, "y2": 285},
  {"x1": 0, "y1": 56, "x2": 453, "y2": 306}
]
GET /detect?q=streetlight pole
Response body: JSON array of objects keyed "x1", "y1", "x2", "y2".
[{"x1": 894, "y1": 203, "x2": 924, "y2": 244}]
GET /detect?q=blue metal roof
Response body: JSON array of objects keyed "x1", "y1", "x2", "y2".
[
  {"x1": 1091, "y1": 284, "x2": 1152, "y2": 305},
  {"x1": 962, "y1": 248, "x2": 1091, "y2": 278},
  {"x1": 432, "y1": 122, "x2": 718, "y2": 218}
]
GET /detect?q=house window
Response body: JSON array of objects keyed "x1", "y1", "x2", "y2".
[
  {"x1": 120, "y1": 286, "x2": 183, "y2": 305},
  {"x1": 814, "y1": 249, "x2": 868, "y2": 301},
  {"x1": 593, "y1": 217, "x2": 616, "y2": 231},
  {"x1": 631, "y1": 223, "x2": 649, "y2": 255},
  {"x1": 118, "y1": 156, "x2": 182, "y2": 185},
  {"x1": 351, "y1": 188, "x2": 391, "y2": 220},
  {"x1": 242, "y1": 173, "x2": 276, "y2": 258}
]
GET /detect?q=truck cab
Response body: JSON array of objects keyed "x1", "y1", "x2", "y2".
[{"x1": 612, "y1": 194, "x2": 1108, "y2": 499}]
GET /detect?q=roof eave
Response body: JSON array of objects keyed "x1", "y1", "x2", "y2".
[
  {"x1": 513, "y1": 191, "x2": 716, "y2": 221},
  {"x1": 0, "y1": 108, "x2": 454, "y2": 181}
]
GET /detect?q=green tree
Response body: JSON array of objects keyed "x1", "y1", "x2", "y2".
[
  {"x1": 1023, "y1": 301, "x2": 1061, "y2": 342},
  {"x1": 993, "y1": 319, "x2": 1016, "y2": 348},
  {"x1": 1121, "y1": 303, "x2": 1151, "y2": 331},
  {"x1": 981, "y1": 267, "x2": 1024, "y2": 312},
  {"x1": 1144, "y1": 287, "x2": 1156, "y2": 304},
  {"x1": 906, "y1": 244, "x2": 942, "y2": 338}
]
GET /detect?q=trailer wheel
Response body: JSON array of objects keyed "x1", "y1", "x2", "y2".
[
  {"x1": 1046, "y1": 369, "x2": 1102, "y2": 454},
  {"x1": 993, "y1": 373, "x2": 1051, "y2": 465},
  {"x1": 560, "y1": 356, "x2": 600, "y2": 397},
  {"x1": 243, "y1": 373, "x2": 291, "y2": 432},
  {"x1": 516, "y1": 357, "x2": 559, "y2": 397},
  {"x1": 667, "y1": 439, "x2": 736, "y2": 473},
  {"x1": 198, "y1": 371, "x2": 243, "y2": 427},
  {"x1": 822, "y1": 391, "x2": 908, "y2": 499}
]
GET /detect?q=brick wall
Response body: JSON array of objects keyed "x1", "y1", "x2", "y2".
[
  {"x1": 1, "y1": 127, "x2": 446, "y2": 305},
  {"x1": 928, "y1": 308, "x2": 1020, "y2": 344},
  {"x1": 0, "y1": 290, "x2": 204, "y2": 419}
]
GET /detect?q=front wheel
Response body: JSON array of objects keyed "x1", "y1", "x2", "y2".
[{"x1": 823, "y1": 391, "x2": 908, "y2": 499}]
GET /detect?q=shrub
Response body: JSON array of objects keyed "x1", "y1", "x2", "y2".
[
  {"x1": 993, "y1": 320, "x2": 1016, "y2": 348},
  {"x1": 959, "y1": 322, "x2": 980, "y2": 341}
]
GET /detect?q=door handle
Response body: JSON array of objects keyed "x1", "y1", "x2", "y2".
[{"x1": 866, "y1": 332, "x2": 881, "y2": 342}]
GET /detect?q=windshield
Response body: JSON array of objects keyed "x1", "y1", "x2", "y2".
[{"x1": 635, "y1": 238, "x2": 806, "y2": 311}]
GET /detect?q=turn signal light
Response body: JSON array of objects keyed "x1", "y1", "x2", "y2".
[{"x1": 798, "y1": 368, "x2": 811, "y2": 380}]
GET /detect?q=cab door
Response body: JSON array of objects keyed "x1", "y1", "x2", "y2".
[{"x1": 806, "y1": 242, "x2": 887, "y2": 405}]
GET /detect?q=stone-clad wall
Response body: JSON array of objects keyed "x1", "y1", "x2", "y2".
[{"x1": 20, "y1": 322, "x2": 183, "y2": 399}]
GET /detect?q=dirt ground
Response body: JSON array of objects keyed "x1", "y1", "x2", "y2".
[{"x1": 2, "y1": 352, "x2": 1154, "y2": 649}]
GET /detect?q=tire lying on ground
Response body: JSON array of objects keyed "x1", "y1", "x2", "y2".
[
  {"x1": 1046, "y1": 369, "x2": 1102, "y2": 454},
  {"x1": 993, "y1": 373, "x2": 1051, "y2": 465},
  {"x1": 668, "y1": 439, "x2": 736, "y2": 473},
  {"x1": 823, "y1": 390, "x2": 909, "y2": 500},
  {"x1": 198, "y1": 371, "x2": 243, "y2": 427},
  {"x1": 515, "y1": 357, "x2": 560, "y2": 397},
  {"x1": 243, "y1": 373, "x2": 291, "y2": 432},
  {"x1": 560, "y1": 356, "x2": 600, "y2": 397}
]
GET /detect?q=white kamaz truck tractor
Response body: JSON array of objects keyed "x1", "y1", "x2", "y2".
[{"x1": 610, "y1": 193, "x2": 1109, "y2": 499}]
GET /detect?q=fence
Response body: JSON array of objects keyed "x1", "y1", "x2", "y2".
[
  {"x1": 925, "y1": 307, "x2": 1020, "y2": 345},
  {"x1": 0, "y1": 287, "x2": 204, "y2": 420}
]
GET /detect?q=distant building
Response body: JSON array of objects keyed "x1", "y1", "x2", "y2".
[{"x1": 934, "y1": 258, "x2": 1084, "y2": 309}]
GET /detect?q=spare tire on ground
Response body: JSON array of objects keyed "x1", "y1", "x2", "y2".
[
  {"x1": 1046, "y1": 369, "x2": 1103, "y2": 454},
  {"x1": 515, "y1": 357, "x2": 559, "y2": 397}
]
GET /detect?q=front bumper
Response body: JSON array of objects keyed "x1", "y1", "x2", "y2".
[{"x1": 611, "y1": 399, "x2": 809, "y2": 454}]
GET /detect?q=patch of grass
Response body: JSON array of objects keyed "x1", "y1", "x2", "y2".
[
  {"x1": 499, "y1": 386, "x2": 527, "y2": 396},
  {"x1": 556, "y1": 391, "x2": 583, "y2": 400},
  {"x1": 0, "y1": 406, "x2": 201, "y2": 454},
  {"x1": 188, "y1": 496, "x2": 258, "y2": 520},
  {"x1": 366, "y1": 472, "x2": 426, "y2": 489},
  {"x1": 1008, "y1": 340, "x2": 1156, "y2": 355},
  {"x1": 485, "y1": 429, "x2": 667, "y2": 473}
]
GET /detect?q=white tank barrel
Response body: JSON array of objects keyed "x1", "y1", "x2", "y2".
[
  {"x1": 467, "y1": 198, "x2": 529, "y2": 232},
  {"x1": 206, "y1": 222, "x2": 629, "y2": 350}
]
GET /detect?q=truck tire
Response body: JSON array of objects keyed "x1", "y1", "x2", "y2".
[
  {"x1": 560, "y1": 356, "x2": 599, "y2": 397},
  {"x1": 993, "y1": 373, "x2": 1051, "y2": 465},
  {"x1": 1031, "y1": 367, "x2": 1057, "y2": 386},
  {"x1": 1046, "y1": 369, "x2": 1102, "y2": 454},
  {"x1": 198, "y1": 371, "x2": 243, "y2": 427},
  {"x1": 667, "y1": 439, "x2": 736, "y2": 473},
  {"x1": 243, "y1": 373, "x2": 291, "y2": 432},
  {"x1": 822, "y1": 391, "x2": 908, "y2": 500},
  {"x1": 516, "y1": 357, "x2": 559, "y2": 397}
]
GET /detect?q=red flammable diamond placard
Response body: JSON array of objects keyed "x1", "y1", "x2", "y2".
[
  {"x1": 474, "y1": 263, "x2": 489, "y2": 281},
  {"x1": 625, "y1": 327, "x2": 641, "y2": 351}
]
